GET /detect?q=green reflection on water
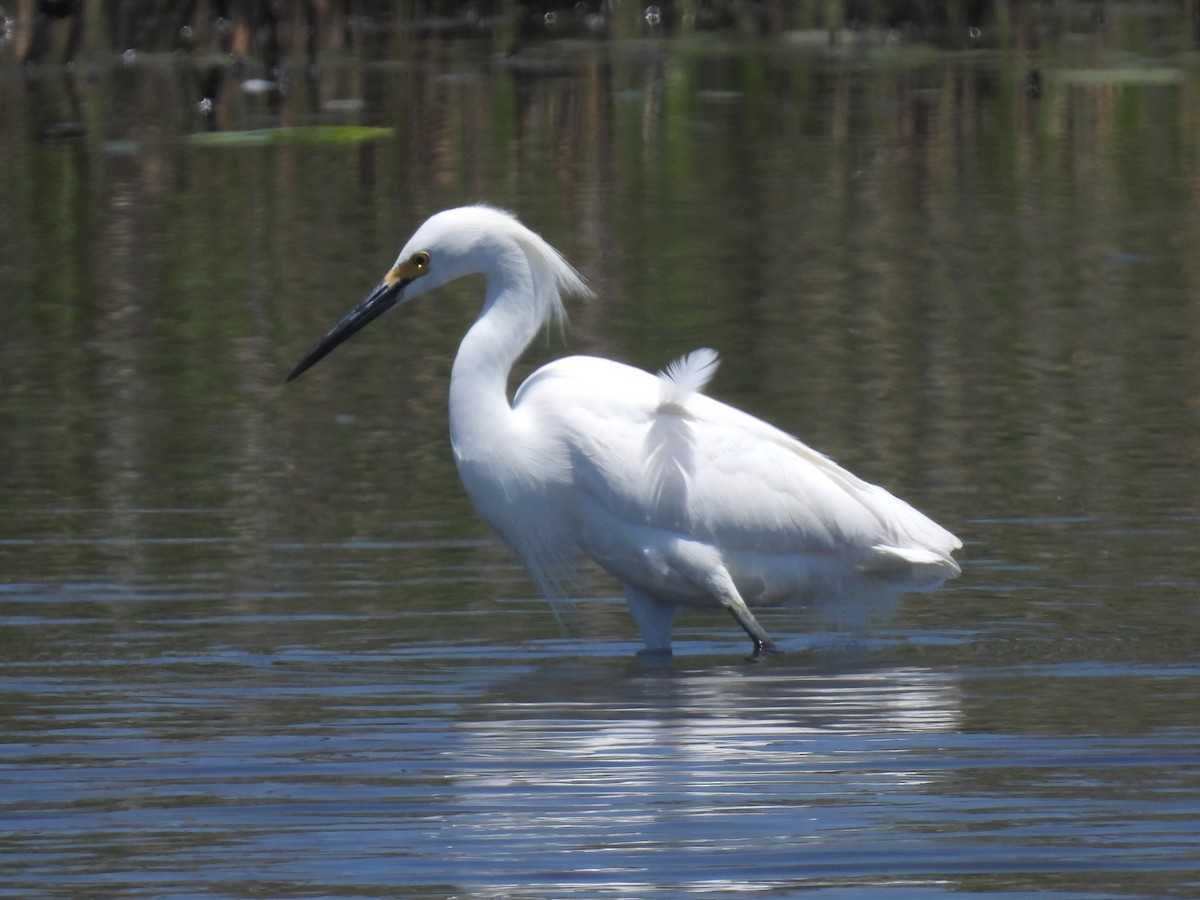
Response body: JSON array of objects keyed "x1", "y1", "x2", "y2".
[{"x1": 1, "y1": 12, "x2": 1198, "y2": 657}]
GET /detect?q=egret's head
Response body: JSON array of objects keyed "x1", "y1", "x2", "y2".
[{"x1": 286, "y1": 205, "x2": 588, "y2": 382}]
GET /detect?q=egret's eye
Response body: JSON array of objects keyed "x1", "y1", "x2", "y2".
[{"x1": 412, "y1": 251, "x2": 431, "y2": 271}]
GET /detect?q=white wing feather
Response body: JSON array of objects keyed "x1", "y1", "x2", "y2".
[{"x1": 514, "y1": 353, "x2": 961, "y2": 585}]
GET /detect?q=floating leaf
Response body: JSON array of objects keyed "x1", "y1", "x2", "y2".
[
  {"x1": 1056, "y1": 68, "x2": 1183, "y2": 85},
  {"x1": 188, "y1": 125, "x2": 393, "y2": 147}
]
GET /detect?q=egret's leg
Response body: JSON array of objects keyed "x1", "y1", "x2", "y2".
[
  {"x1": 714, "y1": 581, "x2": 779, "y2": 657},
  {"x1": 624, "y1": 586, "x2": 678, "y2": 653},
  {"x1": 665, "y1": 540, "x2": 779, "y2": 656}
]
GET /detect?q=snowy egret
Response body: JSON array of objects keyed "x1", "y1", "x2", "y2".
[{"x1": 288, "y1": 206, "x2": 961, "y2": 655}]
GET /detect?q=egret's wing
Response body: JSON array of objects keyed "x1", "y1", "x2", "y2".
[
  {"x1": 679, "y1": 401, "x2": 962, "y2": 575},
  {"x1": 516, "y1": 353, "x2": 959, "y2": 575}
]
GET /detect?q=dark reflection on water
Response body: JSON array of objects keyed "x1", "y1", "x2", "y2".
[{"x1": 3, "y1": 3, "x2": 1200, "y2": 896}]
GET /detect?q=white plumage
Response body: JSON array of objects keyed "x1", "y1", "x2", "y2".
[{"x1": 288, "y1": 206, "x2": 961, "y2": 655}]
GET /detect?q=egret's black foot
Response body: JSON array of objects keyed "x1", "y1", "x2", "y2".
[{"x1": 746, "y1": 639, "x2": 782, "y2": 663}]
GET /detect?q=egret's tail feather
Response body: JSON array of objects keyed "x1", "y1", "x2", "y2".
[
  {"x1": 658, "y1": 348, "x2": 720, "y2": 407},
  {"x1": 864, "y1": 543, "x2": 962, "y2": 588}
]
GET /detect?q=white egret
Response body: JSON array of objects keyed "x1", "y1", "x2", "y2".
[{"x1": 288, "y1": 206, "x2": 961, "y2": 656}]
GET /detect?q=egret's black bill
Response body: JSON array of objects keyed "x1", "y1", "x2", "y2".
[{"x1": 287, "y1": 280, "x2": 404, "y2": 382}]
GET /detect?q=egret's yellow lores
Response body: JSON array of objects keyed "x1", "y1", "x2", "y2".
[{"x1": 288, "y1": 206, "x2": 961, "y2": 655}]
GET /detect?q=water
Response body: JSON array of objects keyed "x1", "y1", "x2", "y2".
[{"x1": 3, "y1": 4, "x2": 1200, "y2": 897}]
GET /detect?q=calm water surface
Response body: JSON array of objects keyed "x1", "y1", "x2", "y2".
[{"x1": 2, "y1": 4, "x2": 1200, "y2": 897}]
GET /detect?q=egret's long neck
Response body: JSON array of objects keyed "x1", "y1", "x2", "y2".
[{"x1": 449, "y1": 257, "x2": 544, "y2": 461}]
